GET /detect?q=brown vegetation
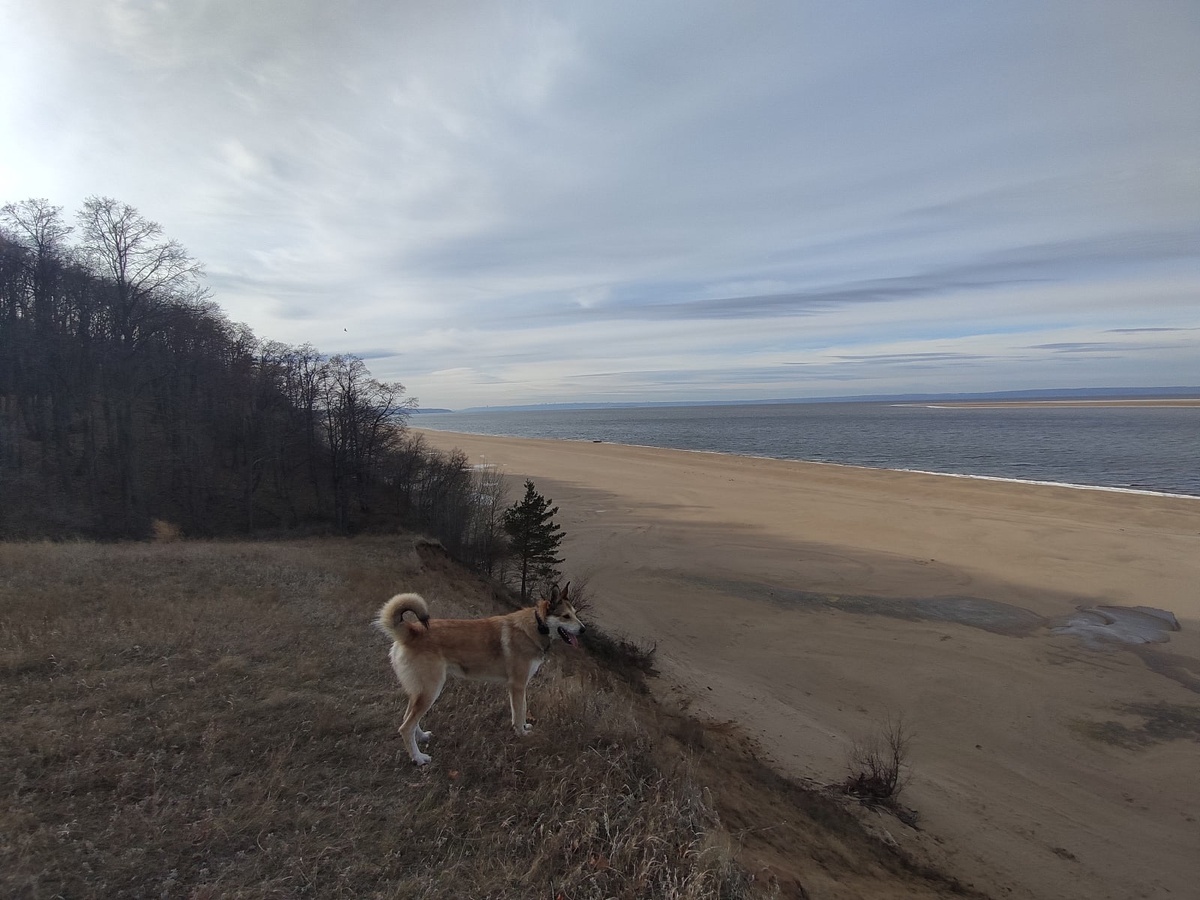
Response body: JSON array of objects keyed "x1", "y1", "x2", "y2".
[
  {"x1": 1, "y1": 536, "x2": 972, "y2": 899},
  {"x1": 842, "y1": 717, "x2": 919, "y2": 828}
]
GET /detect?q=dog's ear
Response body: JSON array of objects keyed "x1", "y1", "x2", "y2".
[{"x1": 547, "y1": 582, "x2": 570, "y2": 608}]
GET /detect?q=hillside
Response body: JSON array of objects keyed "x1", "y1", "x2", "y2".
[{"x1": 1, "y1": 535, "x2": 977, "y2": 899}]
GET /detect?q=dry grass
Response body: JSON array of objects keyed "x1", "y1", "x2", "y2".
[
  {"x1": 1, "y1": 536, "x2": 970, "y2": 899},
  {"x1": 0, "y1": 537, "x2": 748, "y2": 899}
]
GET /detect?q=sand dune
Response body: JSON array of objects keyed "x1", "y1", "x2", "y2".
[{"x1": 417, "y1": 429, "x2": 1200, "y2": 900}]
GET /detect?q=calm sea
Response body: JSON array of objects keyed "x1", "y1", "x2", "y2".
[{"x1": 417, "y1": 402, "x2": 1200, "y2": 498}]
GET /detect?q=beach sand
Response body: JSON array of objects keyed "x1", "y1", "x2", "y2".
[{"x1": 417, "y1": 429, "x2": 1200, "y2": 900}]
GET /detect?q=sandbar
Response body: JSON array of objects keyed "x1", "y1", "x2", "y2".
[{"x1": 416, "y1": 428, "x2": 1200, "y2": 900}]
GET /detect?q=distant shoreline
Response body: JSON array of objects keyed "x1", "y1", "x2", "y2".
[
  {"x1": 438, "y1": 389, "x2": 1200, "y2": 414},
  {"x1": 415, "y1": 399, "x2": 1200, "y2": 496},
  {"x1": 905, "y1": 398, "x2": 1200, "y2": 408},
  {"x1": 419, "y1": 426, "x2": 1199, "y2": 499}
]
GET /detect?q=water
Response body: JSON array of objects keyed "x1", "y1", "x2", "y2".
[{"x1": 416, "y1": 402, "x2": 1200, "y2": 497}]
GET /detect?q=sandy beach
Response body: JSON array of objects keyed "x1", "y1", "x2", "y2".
[{"x1": 416, "y1": 429, "x2": 1200, "y2": 900}]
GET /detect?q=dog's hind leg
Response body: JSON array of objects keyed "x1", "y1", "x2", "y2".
[
  {"x1": 399, "y1": 692, "x2": 438, "y2": 765},
  {"x1": 398, "y1": 667, "x2": 445, "y2": 766}
]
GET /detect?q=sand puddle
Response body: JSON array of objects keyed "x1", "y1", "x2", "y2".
[
  {"x1": 701, "y1": 575, "x2": 1199, "y2": 693},
  {"x1": 1050, "y1": 605, "x2": 1180, "y2": 645},
  {"x1": 708, "y1": 574, "x2": 1185, "y2": 646}
]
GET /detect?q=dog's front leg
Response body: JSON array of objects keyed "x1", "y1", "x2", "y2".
[{"x1": 508, "y1": 681, "x2": 533, "y2": 735}]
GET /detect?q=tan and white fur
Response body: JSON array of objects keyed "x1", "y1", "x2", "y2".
[{"x1": 375, "y1": 584, "x2": 586, "y2": 765}]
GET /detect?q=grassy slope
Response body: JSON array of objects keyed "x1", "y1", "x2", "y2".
[{"x1": 0, "y1": 536, "x2": 975, "y2": 899}]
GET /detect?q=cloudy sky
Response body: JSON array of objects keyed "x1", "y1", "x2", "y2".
[{"x1": 2, "y1": 1, "x2": 1198, "y2": 409}]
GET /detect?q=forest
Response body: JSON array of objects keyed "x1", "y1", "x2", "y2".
[{"x1": 0, "y1": 197, "x2": 500, "y2": 563}]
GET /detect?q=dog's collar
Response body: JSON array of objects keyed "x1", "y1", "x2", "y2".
[{"x1": 534, "y1": 608, "x2": 550, "y2": 636}]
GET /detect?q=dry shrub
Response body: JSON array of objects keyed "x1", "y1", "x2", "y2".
[
  {"x1": 843, "y1": 715, "x2": 913, "y2": 810},
  {"x1": 150, "y1": 518, "x2": 183, "y2": 542},
  {"x1": 528, "y1": 576, "x2": 659, "y2": 690},
  {"x1": 580, "y1": 627, "x2": 659, "y2": 688}
]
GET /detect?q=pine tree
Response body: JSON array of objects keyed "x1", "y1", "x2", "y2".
[{"x1": 501, "y1": 479, "x2": 565, "y2": 602}]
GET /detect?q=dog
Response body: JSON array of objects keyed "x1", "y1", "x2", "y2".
[{"x1": 375, "y1": 584, "x2": 586, "y2": 765}]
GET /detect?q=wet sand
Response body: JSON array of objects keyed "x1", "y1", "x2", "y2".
[{"x1": 417, "y1": 429, "x2": 1200, "y2": 900}]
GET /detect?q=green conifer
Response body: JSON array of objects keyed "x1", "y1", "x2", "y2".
[{"x1": 502, "y1": 479, "x2": 565, "y2": 602}]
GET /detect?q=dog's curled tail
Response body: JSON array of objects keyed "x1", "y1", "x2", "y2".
[{"x1": 375, "y1": 592, "x2": 430, "y2": 642}]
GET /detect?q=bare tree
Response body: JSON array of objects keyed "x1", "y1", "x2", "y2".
[
  {"x1": 75, "y1": 197, "x2": 206, "y2": 527},
  {"x1": 1, "y1": 199, "x2": 72, "y2": 309},
  {"x1": 274, "y1": 343, "x2": 328, "y2": 513},
  {"x1": 1, "y1": 200, "x2": 74, "y2": 448},
  {"x1": 76, "y1": 196, "x2": 204, "y2": 341},
  {"x1": 320, "y1": 354, "x2": 413, "y2": 531},
  {"x1": 469, "y1": 463, "x2": 508, "y2": 576}
]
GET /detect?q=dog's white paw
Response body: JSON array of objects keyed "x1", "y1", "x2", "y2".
[
  {"x1": 412, "y1": 751, "x2": 432, "y2": 766},
  {"x1": 518, "y1": 722, "x2": 534, "y2": 736},
  {"x1": 417, "y1": 729, "x2": 433, "y2": 743}
]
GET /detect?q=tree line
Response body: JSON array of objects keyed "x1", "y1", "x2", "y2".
[{"x1": 0, "y1": 196, "x2": 563, "y2": 590}]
